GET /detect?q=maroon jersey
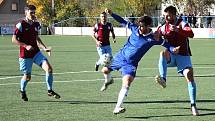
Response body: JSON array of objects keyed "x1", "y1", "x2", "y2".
[
  {"x1": 158, "y1": 19, "x2": 194, "y2": 56},
  {"x1": 93, "y1": 22, "x2": 114, "y2": 46},
  {"x1": 14, "y1": 19, "x2": 41, "y2": 58}
]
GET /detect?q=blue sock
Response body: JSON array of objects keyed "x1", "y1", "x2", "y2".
[
  {"x1": 46, "y1": 73, "x2": 53, "y2": 90},
  {"x1": 188, "y1": 81, "x2": 196, "y2": 104},
  {"x1": 158, "y1": 54, "x2": 167, "y2": 80},
  {"x1": 20, "y1": 80, "x2": 28, "y2": 92}
]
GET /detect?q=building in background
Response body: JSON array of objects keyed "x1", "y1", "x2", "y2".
[{"x1": 0, "y1": 0, "x2": 27, "y2": 34}]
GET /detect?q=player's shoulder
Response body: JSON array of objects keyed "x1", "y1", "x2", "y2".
[
  {"x1": 15, "y1": 19, "x2": 26, "y2": 30},
  {"x1": 106, "y1": 22, "x2": 113, "y2": 26},
  {"x1": 33, "y1": 21, "x2": 41, "y2": 26},
  {"x1": 178, "y1": 19, "x2": 189, "y2": 28}
]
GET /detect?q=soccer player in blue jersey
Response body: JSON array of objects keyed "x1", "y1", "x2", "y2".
[
  {"x1": 102, "y1": 8, "x2": 180, "y2": 114},
  {"x1": 155, "y1": 6, "x2": 199, "y2": 116},
  {"x1": 12, "y1": 5, "x2": 60, "y2": 101},
  {"x1": 92, "y1": 12, "x2": 116, "y2": 72}
]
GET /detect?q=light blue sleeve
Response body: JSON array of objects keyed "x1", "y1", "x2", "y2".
[{"x1": 16, "y1": 23, "x2": 22, "y2": 32}]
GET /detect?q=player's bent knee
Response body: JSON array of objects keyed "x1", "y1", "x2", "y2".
[
  {"x1": 101, "y1": 67, "x2": 110, "y2": 74},
  {"x1": 47, "y1": 68, "x2": 53, "y2": 73},
  {"x1": 183, "y1": 68, "x2": 194, "y2": 82},
  {"x1": 23, "y1": 74, "x2": 31, "y2": 81},
  {"x1": 160, "y1": 50, "x2": 164, "y2": 56}
]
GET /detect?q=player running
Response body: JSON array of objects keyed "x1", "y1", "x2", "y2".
[
  {"x1": 12, "y1": 5, "x2": 60, "y2": 101},
  {"x1": 92, "y1": 11, "x2": 116, "y2": 71}
]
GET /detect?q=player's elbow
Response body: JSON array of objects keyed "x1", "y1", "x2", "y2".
[
  {"x1": 12, "y1": 35, "x2": 17, "y2": 44},
  {"x1": 189, "y1": 32, "x2": 194, "y2": 38}
]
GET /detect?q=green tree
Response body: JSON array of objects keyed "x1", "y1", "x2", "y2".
[
  {"x1": 54, "y1": 0, "x2": 85, "y2": 27},
  {"x1": 27, "y1": 0, "x2": 85, "y2": 27},
  {"x1": 83, "y1": 0, "x2": 161, "y2": 26}
]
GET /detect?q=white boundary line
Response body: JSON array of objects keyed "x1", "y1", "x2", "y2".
[
  {"x1": 0, "y1": 73, "x2": 214, "y2": 86},
  {"x1": 0, "y1": 71, "x2": 96, "y2": 80},
  {"x1": 0, "y1": 66, "x2": 215, "y2": 81}
]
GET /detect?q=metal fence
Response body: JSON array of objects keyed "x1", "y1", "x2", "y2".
[
  {"x1": 53, "y1": 16, "x2": 215, "y2": 28},
  {"x1": 0, "y1": 16, "x2": 214, "y2": 35}
]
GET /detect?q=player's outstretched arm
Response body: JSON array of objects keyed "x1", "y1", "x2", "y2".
[
  {"x1": 105, "y1": 8, "x2": 127, "y2": 25},
  {"x1": 160, "y1": 39, "x2": 180, "y2": 54}
]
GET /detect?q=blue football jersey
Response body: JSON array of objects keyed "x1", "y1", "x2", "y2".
[{"x1": 112, "y1": 13, "x2": 173, "y2": 66}]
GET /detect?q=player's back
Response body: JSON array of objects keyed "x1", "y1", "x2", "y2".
[{"x1": 120, "y1": 29, "x2": 158, "y2": 65}]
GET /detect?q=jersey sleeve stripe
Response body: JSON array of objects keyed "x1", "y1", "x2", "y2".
[{"x1": 16, "y1": 23, "x2": 22, "y2": 32}]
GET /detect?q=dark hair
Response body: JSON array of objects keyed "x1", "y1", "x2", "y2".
[
  {"x1": 138, "y1": 16, "x2": 152, "y2": 26},
  {"x1": 164, "y1": 6, "x2": 177, "y2": 15},
  {"x1": 25, "y1": 5, "x2": 36, "y2": 11},
  {"x1": 101, "y1": 11, "x2": 107, "y2": 15}
]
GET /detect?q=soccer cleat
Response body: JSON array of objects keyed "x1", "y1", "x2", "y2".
[
  {"x1": 48, "y1": 90, "x2": 61, "y2": 99},
  {"x1": 100, "y1": 78, "x2": 114, "y2": 91},
  {"x1": 95, "y1": 64, "x2": 99, "y2": 71},
  {"x1": 191, "y1": 105, "x2": 199, "y2": 116},
  {"x1": 155, "y1": 75, "x2": 166, "y2": 88},
  {"x1": 113, "y1": 107, "x2": 126, "y2": 115},
  {"x1": 20, "y1": 90, "x2": 28, "y2": 101}
]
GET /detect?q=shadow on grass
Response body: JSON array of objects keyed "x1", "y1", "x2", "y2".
[
  {"x1": 31, "y1": 99, "x2": 215, "y2": 117},
  {"x1": 125, "y1": 112, "x2": 215, "y2": 119},
  {"x1": 31, "y1": 99, "x2": 215, "y2": 105},
  {"x1": 193, "y1": 63, "x2": 215, "y2": 66},
  {"x1": 134, "y1": 74, "x2": 215, "y2": 78},
  {"x1": 125, "y1": 106, "x2": 215, "y2": 119}
]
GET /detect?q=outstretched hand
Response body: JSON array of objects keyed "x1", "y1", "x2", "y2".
[
  {"x1": 173, "y1": 46, "x2": 180, "y2": 54},
  {"x1": 153, "y1": 31, "x2": 161, "y2": 41},
  {"x1": 105, "y1": 8, "x2": 112, "y2": 15},
  {"x1": 44, "y1": 47, "x2": 52, "y2": 56}
]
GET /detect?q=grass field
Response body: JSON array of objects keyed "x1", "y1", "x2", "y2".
[{"x1": 0, "y1": 35, "x2": 215, "y2": 121}]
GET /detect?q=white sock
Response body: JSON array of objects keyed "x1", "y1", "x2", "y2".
[
  {"x1": 115, "y1": 86, "x2": 129, "y2": 109},
  {"x1": 103, "y1": 73, "x2": 112, "y2": 83}
]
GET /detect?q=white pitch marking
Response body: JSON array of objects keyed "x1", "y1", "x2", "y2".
[
  {"x1": 0, "y1": 71, "x2": 96, "y2": 80},
  {"x1": 0, "y1": 66, "x2": 214, "y2": 81}
]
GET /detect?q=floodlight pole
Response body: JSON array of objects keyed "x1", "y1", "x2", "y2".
[{"x1": 52, "y1": 0, "x2": 54, "y2": 16}]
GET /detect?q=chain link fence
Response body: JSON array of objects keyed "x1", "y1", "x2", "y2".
[{"x1": 0, "y1": 16, "x2": 214, "y2": 35}]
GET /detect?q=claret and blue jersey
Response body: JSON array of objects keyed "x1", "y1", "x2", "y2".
[{"x1": 14, "y1": 19, "x2": 41, "y2": 58}]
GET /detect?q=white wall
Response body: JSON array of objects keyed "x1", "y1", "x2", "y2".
[{"x1": 55, "y1": 27, "x2": 215, "y2": 38}]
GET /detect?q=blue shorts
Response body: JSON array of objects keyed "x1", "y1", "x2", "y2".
[
  {"x1": 19, "y1": 51, "x2": 48, "y2": 74},
  {"x1": 168, "y1": 53, "x2": 192, "y2": 74},
  {"x1": 108, "y1": 52, "x2": 137, "y2": 77},
  {"x1": 97, "y1": 45, "x2": 112, "y2": 57}
]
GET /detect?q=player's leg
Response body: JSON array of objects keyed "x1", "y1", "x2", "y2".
[
  {"x1": 95, "y1": 46, "x2": 105, "y2": 71},
  {"x1": 19, "y1": 58, "x2": 33, "y2": 101},
  {"x1": 183, "y1": 68, "x2": 199, "y2": 116},
  {"x1": 41, "y1": 60, "x2": 60, "y2": 99},
  {"x1": 113, "y1": 65, "x2": 136, "y2": 114},
  {"x1": 34, "y1": 52, "x2": 60, "y2": 99},
  {"x1": 156, "y1": 49, "x2": 170, "y2": 88},
  {"x1": 113, "y1": 75, "x2": 134, "y2": 114},
  {"x1": 100, "y1": 67, "x2": 113, "y2": 91},
  {"x1": 100, "y1": 52, "x2": 123, "y2": 91},
  {"x1": 177, "y1": 55, "x2": 199, "y2": 116}
]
